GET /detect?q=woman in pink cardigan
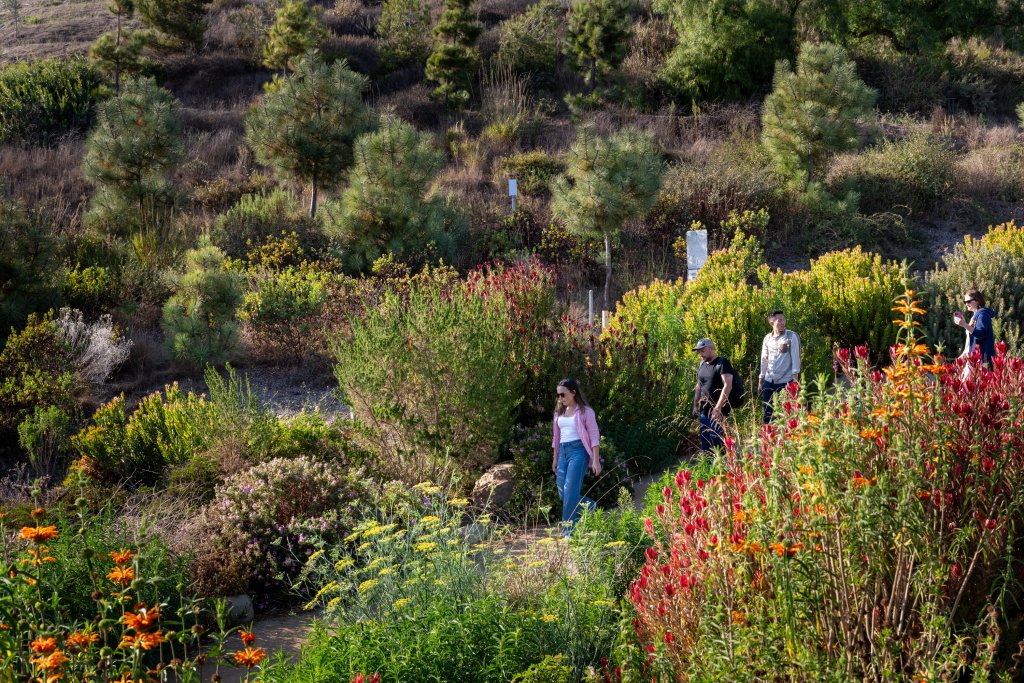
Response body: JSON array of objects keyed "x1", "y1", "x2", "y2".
[{"x1": 551, "y1": 378, "x2": 602, "y2": 536}]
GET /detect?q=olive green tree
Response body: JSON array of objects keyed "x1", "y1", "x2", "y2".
[
  {"x1": 376, "y1": 0, "x2": 431, "y2": 69},
  {"x1": 245, "y1": 55, "x2": 373, "y2": 218},
  {"x1": 89, "y1": 0, "x2": 154, "y2": 90},
  {"x1": 81, "y1": 77, "x2": 183, "y2": 235},
  {"x1": 425, "y1": 0, "x2": 481, "y2": 109},
  {"x1": 263, "y1": 0, "x2": 327, "y2": 73},
  {"x1": 136, "y1": 0, "x2": 210, "y2": 49},
  {"x1": 761, "y1": 41, "x2": 876, "y2": 189},
  {"x1": 325, "y1": 115, "x2": 461, "y2": 271},
  {"x1": 551, "y1": 125, "x2": 663, "y2": 310},
  {"x1": 566, "y1": 0, "x2": 630, "y2": 87},
  {"x1": 162, "y1": 240, "x2": 244, "y2": 367}
]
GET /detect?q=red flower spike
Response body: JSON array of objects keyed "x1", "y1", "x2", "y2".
[
  {"x1": 786, "y1": 381, "x2": 800, "y2": 398},
  {"x1": 855, "y1": 345, "x2": 869, "y2": 360}
]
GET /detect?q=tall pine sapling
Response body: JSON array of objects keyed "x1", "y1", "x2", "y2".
[
  {"x1": 566, "y1": 0, "x2": 630, "y2": 88},
  {"x1": 263, "y1": 0, "x2": 327, "y2": 73},
  {"x1": 425, "y1": 0, "x2": 481, "y2": 109},
  {"x1": 551, "y1": 125, "x2": 662, "y2": 310},
  {"x1": 89, "y1": 0, "x2": 153, "y2": 91},
  {"x1": 761, "y1": 41, "x2": 876, "y2": 190},
  {"x1": 245, "y1": 54, "x2": 373, "y2": 218}
]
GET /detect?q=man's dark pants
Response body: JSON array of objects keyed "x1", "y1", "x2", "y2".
[{"x1": 762, "y1": 381, "x2": 788, "y2": 424}]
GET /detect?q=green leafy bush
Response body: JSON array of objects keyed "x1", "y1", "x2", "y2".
[
  {"x1": 0, "y1": 313, "x2": 77, "y2": 436},
  {"x1": 162, "y1": 241, "x2": 243, "y2": 367},
  {"x1": 513, "y1": 655, "x2": 572, "y2": 683},
  {"x1": 496, "y1": 150, "x2": 566, "y2": 197},
  {"x1": 924, "y1": 220, "x2": 1024, "y2": 356},
  {"x1": 17, "y1": 405, "x2": 72, "y2": 479},
  {"x1": 497, "y1": 0, "x2": 563, "y2": 75},
  {"x1": 376, "y1": 0, "x2": 431, "y2": 69},
  {"x1": 0, "y1": 202, "x2": 65, "y2": 338},
  {"x1": 210, "y1": 189, "x2": 322, "y2": 260},
  {"x1": 64, "y1": 264, "x2": 116, "y2": 314},
  {"x1": 0, "y1": 57, "x2": 103, "y2": 144},
  {"x1": 829, "y1": 132, "x2": 957, "y2": 215},
  {"x1": 333, "y1": 266, "x2": 523, "y2": 481}
]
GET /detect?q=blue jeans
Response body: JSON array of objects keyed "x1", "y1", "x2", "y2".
[
  {"x1": 556, "y1": 440, "x2": 596, "y2": 535},
  {"x1": 698, "y1": 411, "x2": 725, "y2": 452},
  {"x1": 761, "y1": 381, "x2": 787, "y2": 424}
]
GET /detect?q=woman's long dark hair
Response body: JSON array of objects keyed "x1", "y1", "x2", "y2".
[{"x1": 555, "y1": 378, "x2": 591, "y2": 416}]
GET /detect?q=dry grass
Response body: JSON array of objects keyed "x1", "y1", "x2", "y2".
[
  {"x1": 0, "y1": 0, "x2": 110, "y2": 63},
  {"x1": 0, "y1": 139, "x2": 89, "y2": 211}
]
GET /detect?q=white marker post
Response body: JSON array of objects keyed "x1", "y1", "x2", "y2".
[
  {"x1": 508, "y1": 178, "x2": 518, "y2": 213},
  {"x1": 686, "y1": 229, "x2": 708, "y2": 283}
]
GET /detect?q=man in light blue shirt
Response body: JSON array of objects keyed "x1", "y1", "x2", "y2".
[{"x1": 758, "y1": 310, "x2": 800, "y2": 424}]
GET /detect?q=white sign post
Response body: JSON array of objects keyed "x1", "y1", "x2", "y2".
[
  {"x1": 508, "y1": 178, "x2": 518, "y2": 212},
  {"x1": 686, "y1": 229, "x2": 708, "y2": 283}
]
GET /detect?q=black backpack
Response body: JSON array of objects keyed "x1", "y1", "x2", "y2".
[{"x1": 728, "y1": 372, "x2": 747, "y2": 409}]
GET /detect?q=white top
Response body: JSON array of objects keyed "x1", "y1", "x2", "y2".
[{"x1": 557, "y1": 413, "x2": 580, "y2": 443}]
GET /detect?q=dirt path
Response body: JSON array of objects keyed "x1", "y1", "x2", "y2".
[{"x1": 205, "y1": 611, "x2": 314, "y2": 683}]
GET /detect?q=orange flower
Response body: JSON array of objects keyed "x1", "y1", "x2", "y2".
[
  {"x1": 731, "y1": 610, "x2": 747, "y2": 624},
  {"x1": 240, "y1": 629, "x2": 257, "y2": 646},
  {"x1": 859, "y1": 428, "x2": 884, "y2": 441},
  {"x1": 109, "y1": 549, "x2": 136, "y2": 565},
  {"x1": 121, "y1": 606, "x2": 160, "y2": 631},
  {"x1": 786, "y1": 543, "x2": 804, "y2": 557},
  {"x1": 31, "y1": 637, "x2": 58, "y2": 654},
  {"x1": 66, "y1": 631, "x2": 100, "y2": 649},
  {"x1": 107, "y1": 566, "x2": 135, "y2": 585},
  {"x1": 31, "y1": 650, "x2": 70, "y2": 671},
  {"x1": 851, "y1": 476, "x2": 870, "y2": 488},
  {"x1": 119, "y1": 632, "x2": 165, "y2": 650},
  {"x1": 769, "y1": 542, "x2": 786, "y2": 557},
  {"x1": 746, "y1": 541, "x2": 764, "y2": 555},
  {"x1": 233, "y1": 647, "x2": 267, "y2": 667},
  {"x1": 20, "y1": 526, "x2": 59, "y2": 543},
  {"x1": 30, "y1": 507, "x2": 46, "y2": 520}
]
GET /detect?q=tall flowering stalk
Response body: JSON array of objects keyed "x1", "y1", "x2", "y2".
[{"x1": 628, "y1": 291, "x2": 1024, "y2": 680}]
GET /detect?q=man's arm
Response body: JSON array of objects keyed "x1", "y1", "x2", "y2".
[
  {"x1": 712, "y1": 374, "x2": 733, "y2": 422},
  {"x1": 791, "y1": 332, "x2": 801, "y2": 377},
  {"x1": 758, "y1": 336, "x2": 768, "y2": 392},
  {"x1": 693, "y1": 379, "x2": 701, "y2": 416}
]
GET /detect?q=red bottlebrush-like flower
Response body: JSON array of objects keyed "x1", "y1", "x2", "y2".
[
  {"x1": 240, "y1": 629, "x2": 257, "y2": 646},
  {"x1": 855, "y1": 345, "x2": 869, "y2": 360},
  {"x1": 786, "y1": 381, "x2": 799, "y2": 398}
]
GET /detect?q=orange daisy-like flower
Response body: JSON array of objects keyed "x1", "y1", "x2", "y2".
[
  {"x1": 240, "y1": 629, "x2": 257, "y2": 646},
  {"x1": 121, "y1": 607, "x2": 160, "y2": 632},
  {"x1": 769, "y1": 542, "x2": 786, "y2": 557},
  {"x1": 233, "y1": 647, "x2": 267, "y2": 667},
  {"x1": 66, "y1": 631, "x2": 100, "y2": 649},
  {"x1": 30, "y1": 506, "x2": 46, "y2": 520},
  {"x1": 31, "y1": 637, "x2": 58, "y2": 654},
  {"x1": 31, "y1": 650, "x2": 70, "y2": 671},
  {"x1": 107, "y1": 566, "x2": 135, "y2": 585},
  {"x1": 109, "y1": 549, "x2": 137, "y2": 565},
  {"x1": 119, "y1": 631, "x2": 165, "y2": 650},
  {"x1": 20, "y1": 525, "x2": 59, "y2": 543}
]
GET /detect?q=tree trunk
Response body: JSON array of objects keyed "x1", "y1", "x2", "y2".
[
  {"x1": 309, "y1": 172, "x2": 318, "y2": 218},
  {"x1": 603, "y1": 228, "x2": 612, "y2": 314}
]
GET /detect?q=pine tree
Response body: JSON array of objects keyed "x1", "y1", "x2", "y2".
[
  {"x1": 89, "y1": 0, "x2": 153, "y2": 91},
  {"x1": 425, "y1": 0, "x2": 481, "y2": 109},
  {"x1": 263, "y1": 0, "x2": 327, "y2": 73},
  {"x1": 377, "y1": 0, "x2": 432, "y2": 70},
  {"x1": 245, "y1": 55, "x2": 373, "y2": 218},
  {"x1": 761, "y1": 41, "x2": 877, "y2": 188},
  {"x1": 3, "y1": 0, "x2": 22, "y2": 40},
  {"x1": 162, "y1": 239, "x2": 243, "y2": 367},
  {"x1": 566, "y1": 0, "x2": 630, "y2": 87},
  {"x1": 81, "y1": 77, "x2": 184, "y2": 234},
  {"x1": 551, "y1": 125, "x2": 662, "y2": 310},
  {"x1": 136, "y1": 0, "x2": 210, "y2": 50},
  {"x1": 325, "y1": 115, "x2": 460, "y2": 271}
]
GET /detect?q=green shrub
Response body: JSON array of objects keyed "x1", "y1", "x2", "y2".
[
  {"x1": 210, "y1": 189, "x2": 322, "y2": 261},
  {"x1": 239, "y1": 262, "x2": 337, "y2": 361},
  {"x1": 497, "y1": 0, "x2": 563, "y2": 75},
  {"x1": 17, "y1": 405, "x2": 72, "y2": 479},
  {"x1": 829, "y1": 132, "x2": 957, "y2": 215},
  {"x1": 0, "y1": 313, "x2": 77, "y2": 436},
  {"x1": 0, "y1": 202, "x2": 65, "y2": 338},
  {"x1": 64, "y1": 264, "x2": 116, "y2": 314},
  {"x1": 955, "y1": 142, "x2": 1024, "y2": 203},
  {"x1": 513, "y1": 655, "x2": 572, "y2": 683},
  {"x1": 333, "y1": 266, "x2": 524, "y2": 482},
  {"x1": 162, "y1": 241, "x2": 243, "y2": 367},
  {"x1": 0, "y1": 57, "x2": 103, "y2": 144},
  {"x1": 924, "y1": 220, "x2": 1024, "y2": 357},
  {"x1": 496, "y1": 150, "x2": 566, "y2": 197},
  {"x1": 376, "y1": 0, "x2": 431, "y2": 69}
]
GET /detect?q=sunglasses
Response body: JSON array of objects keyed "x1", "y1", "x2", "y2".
[
  {"x1": 556, "y1": 392, "x2": 568, "y2": 398},
  {"x1": 964, "y1": 298, "x2": 975, "y2": 303}
]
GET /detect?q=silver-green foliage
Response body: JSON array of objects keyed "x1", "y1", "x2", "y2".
[
  {"x1": 161, "y1": 241, "x2": 243, "y2": 367},
  {"x1": 376, "y1": 0, "x2": 431, "y2": 69},
  {"x1": 497, "y1": 0, "x2": 563, "y2": 75},
  {"x1": 761, "y1": 41, "x2": 877, "y2": 188},
  {"x1": 551, "y1": 124, "x2": 662, "y2": 308},
  {"x1": 245, "y1": 55, "x2": 372, "y2": 218},
  {"x1": 81, "y1": 77, "x2": 183, "y2": 234},
  {"x1": 324, "y1": 115, "x2": 460, "y2": 271}
]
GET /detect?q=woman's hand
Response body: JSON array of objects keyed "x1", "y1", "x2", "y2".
[
  {"x1": 552, "y1": 453, "x2": 558, "y2": 474},
  {"x1": 590, "y1": 446, "x2": 602, "y2": 476}
]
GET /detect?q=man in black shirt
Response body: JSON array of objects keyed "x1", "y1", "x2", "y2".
[{"x1": 691, "y1": 338, "x2": 735, "y2": 452}]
